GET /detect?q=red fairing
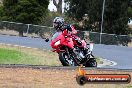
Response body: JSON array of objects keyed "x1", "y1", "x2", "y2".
[
  {"x1": 50, "y1": 25, "x2": 86, "y2": 53},
  {"x1": 50, "y1": 32, "x2": 64, "y2": 49},
  {"x1": 50, "y1": 31, "x2": 74, "y2": 52}
]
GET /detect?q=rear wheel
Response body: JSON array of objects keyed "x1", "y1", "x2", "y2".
[
  {"x1": 59, "y1": 52, "x2": 78, "y2": 66},
  {"x1": 85, "y1": 58, "x2": 97, "y2": 67}
]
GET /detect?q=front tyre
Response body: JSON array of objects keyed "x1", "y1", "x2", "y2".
[{"x1": 59, "y1": 52, "x2": 77, "y2": 66}]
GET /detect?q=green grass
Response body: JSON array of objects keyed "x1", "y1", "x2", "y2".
[
  {"x1": 0, "y1": 48, "x2": 60, "y2": 65},
  {"x1": 96, "y1": 57, "x2": 103, "y2": 64},
  {"x1": 0, "y1": 48, "x2": 22, "y2": 64},
  {"x1": 0, "y1": 46, "x2": 102, "y2": 66},
  {"x1": 127, "y1": 85, "x2": 132, "y2": 88}
]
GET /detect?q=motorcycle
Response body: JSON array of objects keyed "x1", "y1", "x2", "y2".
[{"x1": 45, "y1": 26, "x2": 97, "y2": 67}]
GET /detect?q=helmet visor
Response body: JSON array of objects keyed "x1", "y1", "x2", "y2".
[{"x1": 53, "y1": 23, "x2": 58, "y2": 28}]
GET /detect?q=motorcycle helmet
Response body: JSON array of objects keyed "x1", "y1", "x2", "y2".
[{"x1": 53, "y1": 17, "x2": 64, "y2": 29}]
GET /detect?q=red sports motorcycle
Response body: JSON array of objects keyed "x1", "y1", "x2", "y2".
[{"x1": 45, "y1": 26, "x2": 97, "y2": 67}]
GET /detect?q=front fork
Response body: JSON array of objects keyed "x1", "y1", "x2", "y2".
[{"x1": 66, "y1": 47, "x2": 81, "y2": 66}]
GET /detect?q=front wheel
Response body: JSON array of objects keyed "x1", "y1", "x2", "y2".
[{"x1": 59, "y1": 52, "x2": 78, "y2": 66}]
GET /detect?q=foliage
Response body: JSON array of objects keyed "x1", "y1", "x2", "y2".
[
  {"x1": 64, "y1": 16, "x2": 81, "y2": 30},
  {"x1": 103, "y1": 0, "x2": 129, "y2": 35},
  {"x1": 1, "y1": 0, "x2": 49, "y2": 36},
  {"x1": 40, "y1": 11, "x2": 62, "y2": 27},
  {"x1": 128, "y1": 0, "x2": 132, "y2": 19},
  {"x1": 65, "y1": 0, "x2": 130, "y2": 35},
  {"x1": 52, "y1": 0, "x2": 62, "y2": 14},
  {"x1": 0, "y1": 5, "x2": 4, "y2": 20},
  {"x1": 65, "y1": 0, "x2": 103, "y2": 31},
  {"x1": 128, "y1": 7, "x2": 132, "y2": 19},
  {"x1": 2, "y1": 0, "x2": 49, "y2": 24},
  {"x1": 65, "y1": 0, "x2": 88, "y2": 21}
]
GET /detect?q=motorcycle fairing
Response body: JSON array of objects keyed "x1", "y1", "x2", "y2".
[{"x1": 51, "y1": 32, "x2": 74, "y2": 52}]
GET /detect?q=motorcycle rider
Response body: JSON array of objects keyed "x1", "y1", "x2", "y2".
[
  {"x1": 53, "y1": 17, "x2": 82, "y2": 46},
  {"x1": 52, "y1": 17, "x2": 91, "y2": 61}
]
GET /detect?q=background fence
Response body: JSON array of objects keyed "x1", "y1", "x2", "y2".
[
  {"x1": 0, "y1": 21, "x2": 132, "y2": 46},
  {"x1": 0, "y1": 21, "x2": 55, "y2": 38}
]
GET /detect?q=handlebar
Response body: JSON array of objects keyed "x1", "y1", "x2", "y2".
[{"x1": 45, "y1": 38, "x2": 49, "y2": 42}]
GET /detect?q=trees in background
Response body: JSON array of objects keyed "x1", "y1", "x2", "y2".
[
  {"x1": 0, "y1": 0, "x2": 131, "y2": 35},
  {"x1": 103, "y1": 0, "x2": 129, "y2": 35},
  {"x1": 65, "y1": 0, "x2": 130, "y2": 35},
  {"x1": 40, "y1": 11, "x2": 62, "y2": 27},
  {"x1": 128, "y1": 0, "x2": 132, "y2": 19},
  {"x1": 52, "y1": 0, "x2": 62, "y2": 14},
  {"x1": 1, "y1": 0, "x2": 49, "y2": 36},
  {"x1": 65, "y1": 0, "x2": 103, "y2": 31}
]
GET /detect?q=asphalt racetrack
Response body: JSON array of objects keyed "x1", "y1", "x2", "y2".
[{"x1": 0, "y1": 34, "x2": 132, "y2": 69}]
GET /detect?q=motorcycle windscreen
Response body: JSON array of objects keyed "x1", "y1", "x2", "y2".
[{"x1": 51, "y1": 32, "x2": 62, "y2": 40}]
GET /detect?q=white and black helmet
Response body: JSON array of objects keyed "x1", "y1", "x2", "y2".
[{"x1": 53, "y1": 17, "x2": 64, "y2": 29}]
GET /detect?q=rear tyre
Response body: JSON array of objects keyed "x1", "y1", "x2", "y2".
[
  {"x1": 85, "y1": 58, "x2": 97, "y2": 67},
  {"x1": 59, "y1": 52, "x2": 77, "y2": 66}
]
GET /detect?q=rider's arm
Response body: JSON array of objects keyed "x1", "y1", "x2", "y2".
[
  {"x1": 62, "y1": 24, "x2": 77, "y2": 36},
  {"x1": 63, "y1": 24, "x2": 72, "y2": 31}
]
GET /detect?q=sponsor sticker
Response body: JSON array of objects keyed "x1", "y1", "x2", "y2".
[{"x1": 76, "y1": 66, "x2": 131, "y2": 85}]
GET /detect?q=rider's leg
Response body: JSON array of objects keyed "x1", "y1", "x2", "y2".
[{"x1": 72, "y1": 35, "x2": 82, "y2": 46}]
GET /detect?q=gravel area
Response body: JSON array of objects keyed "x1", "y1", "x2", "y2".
[{"x1": 0, "y1": 67, "x2": 132, "y2": 88}]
